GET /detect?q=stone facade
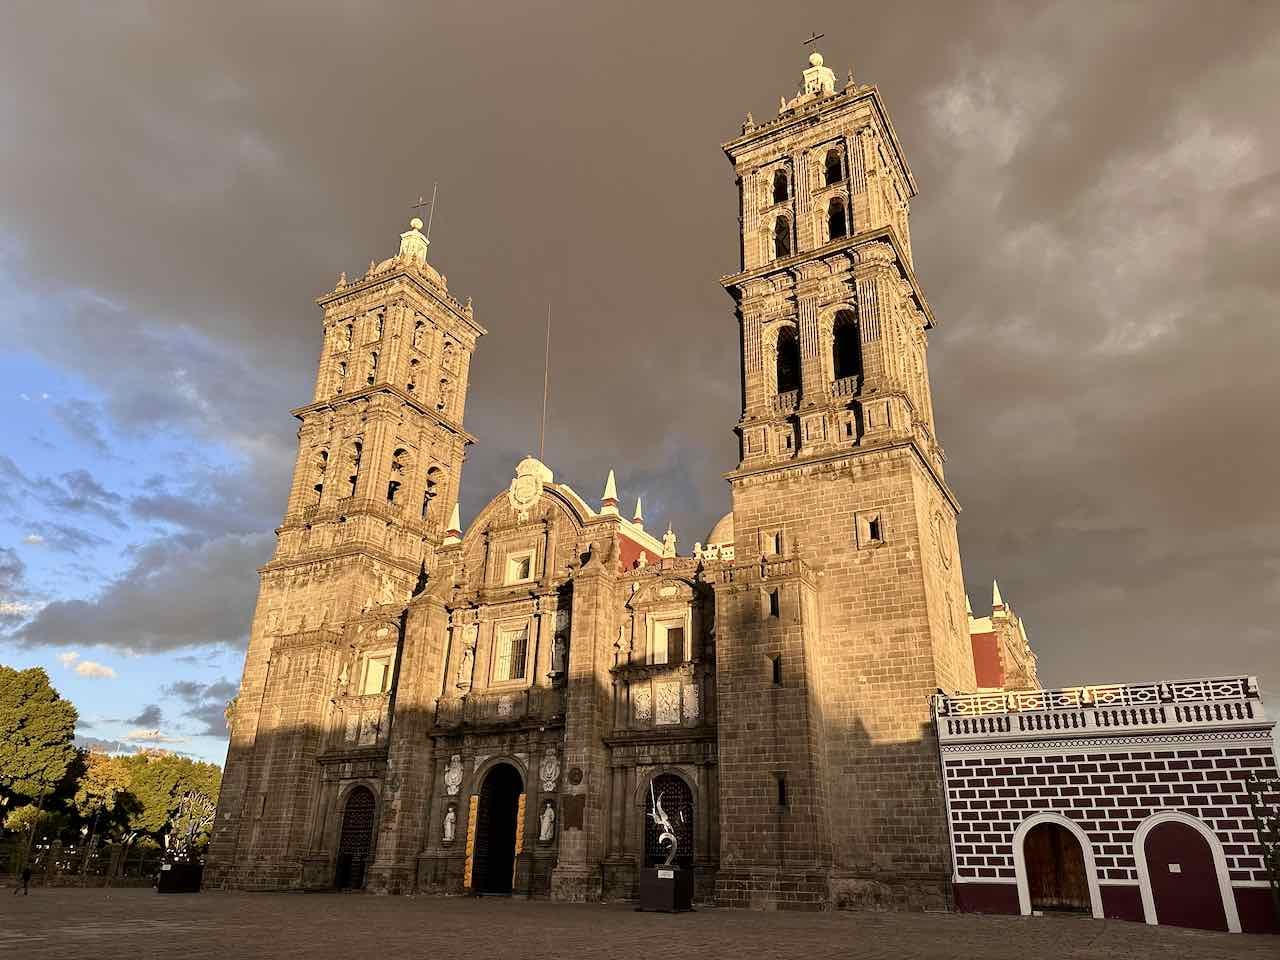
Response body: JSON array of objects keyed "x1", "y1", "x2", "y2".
[{"x1": 207, "y1": 52, "x2": 1275, "y2": 926}]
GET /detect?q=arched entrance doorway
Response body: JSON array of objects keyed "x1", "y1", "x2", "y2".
[
  {"x1": 335, "y1": 785, "x2": 376, "y2": 889},
  {"x1": 1023, "y1": 821, "x2": 1090, "y2": 913},
  {"x1": 1142, "y1": 819, "x2": 1229, "y2": 931},
  {"x1": 472, "y1": 763, "x2": 524, "y2": 895},
  {"x1": 643, "y1": 773, "x2": 694, "y2": 868}
]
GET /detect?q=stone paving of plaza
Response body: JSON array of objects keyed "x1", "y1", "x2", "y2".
[{"x1": 0, "y1": 887, "x2": 1273, "y2": 959}]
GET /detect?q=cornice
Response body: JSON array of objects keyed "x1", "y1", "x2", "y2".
[
  {"x1": 722, "y1": 227, "x2": 935, "y2": 330},
  {"x1": 291, "y1": 384, "x2": 478, "y2": 445},
  {"x1": 316, "y1": 267, "x2": 487, "y2": 339}
]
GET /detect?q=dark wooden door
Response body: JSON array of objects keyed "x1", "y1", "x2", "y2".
[
  {"x1": 336, "y1": 786, "x2": 376, "y2": 889},
  {"x1": 1024, "y1": 822, "x2": 1091, "y2": 913},
  {"x1": 474, "y1": 764, "x2": 522, "y2": 895},
  {"x1": 1144, "y1": 820, "x2": 1228, "y2": 931}
]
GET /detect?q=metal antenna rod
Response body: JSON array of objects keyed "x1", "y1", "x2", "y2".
[
  {"x1": 425, "y1": 181, "x2": 438, "y2": 242},
  {"x1": 539, "y1": 302, "x2": 551, "y2": 461}
]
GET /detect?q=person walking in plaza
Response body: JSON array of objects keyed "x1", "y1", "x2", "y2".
[{"x1": 12, "y1": 864, "x2": 32, "y2": 895}]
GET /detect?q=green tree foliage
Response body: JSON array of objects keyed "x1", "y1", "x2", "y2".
[
  {"x1": 3, "y1": 803, "x2": 60, "y2": 838},
  {"x1": 0, "y1": 666, "x2": 79, "y2": 804},
  {"x1": 118, "y1": 752, "x2": 221, "y2": 841},
  {"x1": 72, "y1": 751, "x2": 131, "y2": 823}
]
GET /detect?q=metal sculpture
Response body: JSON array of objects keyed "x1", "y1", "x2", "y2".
[{"x1": 648, "y1": 781, "x2": 685, "y2": 867}]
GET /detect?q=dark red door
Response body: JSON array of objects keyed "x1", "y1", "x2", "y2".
[{"x1": 1143, "y1": 820, "x2": 1228, "y2": 931}]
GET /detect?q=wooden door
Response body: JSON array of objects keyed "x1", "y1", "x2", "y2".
[{"x1": 1024, "y1": 821, "x2": 1090, "y2": 912}]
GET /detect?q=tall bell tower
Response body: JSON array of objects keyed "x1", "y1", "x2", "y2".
[
  {"x1": 208, "y1": 218, "x2": 485, "y2": 888},
  {"x1": 712, "y1": 51, "x2": 976, "y2": 909}
]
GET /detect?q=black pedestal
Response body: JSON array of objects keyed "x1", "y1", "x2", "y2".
[
  {"x1": 638, "y1": 866, "x2": 694, "y2": 912},
  {"x1": 157, "y1": 862, "x2": 203, "y2": 893}
]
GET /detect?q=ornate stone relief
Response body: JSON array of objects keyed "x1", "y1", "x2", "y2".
[
  {"x1": 444, "y1": 754, "x2": 463, "y2": 795},
  {"x1": 539, "y1": 748, "x2": 560, "y2": 793},
  {"x1": 655, "y1": 683, "x2": 681, "y2": 725},
  {"x1": 682, "y1": 684, "x2": 699, "y2": 721},
  {"x1": 634, "y1": 686, "x2": 653, "y2": 722}
]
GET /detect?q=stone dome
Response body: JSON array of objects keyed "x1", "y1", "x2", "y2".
[{"x1": 706, "y1": 511, "x2": 734, "y2": 546}]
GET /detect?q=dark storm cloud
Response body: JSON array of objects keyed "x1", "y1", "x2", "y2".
[
  {"x1": 1, "y1": 2, "x2": 1277, "y2": 695},
  {"x1": 164, "y1": 677, "x2": 237, "y2": 737},
  {"x1": 13, "y1": 532, "x2": 273, "y2": 653},
  {"x1": 128, "y1": 703, "x2": 164, "y2": 727}
]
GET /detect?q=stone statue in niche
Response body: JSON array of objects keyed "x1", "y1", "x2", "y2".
[
  {"x1": 442, "y1": 804, "x2": 457, "y2": 842},
  {"x1": 455, "y1": 626, "x2": 477, "y2": 690},
  {"x1": 551, "y1": 635, "x2": 567, "y2": 675},
  {"x1": 539, "y1": 801, "x2": 556, "y2": 842},
  {"x1": 444, "y1": 754, "x2": 463, "y2": 795}
]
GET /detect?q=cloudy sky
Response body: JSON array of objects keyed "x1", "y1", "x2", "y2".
[{"x1": 1, "y1": 1, "x2": 1277, "y2": 764}]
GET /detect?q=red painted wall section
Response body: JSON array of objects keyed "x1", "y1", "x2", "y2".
[
  {"x1": 618, "y1": 533, "x2": 656, "y2": 572},
  {"x1": 970, "y1": 631, "x2": 1003, "y2": 688}
]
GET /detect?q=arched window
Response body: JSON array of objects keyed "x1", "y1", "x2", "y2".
[
  {"x1": 422, "y1": 466, "x2": 442, "y2": 522},
  {"x1": 311, "y1": 450, "x2": 328, "y2": 505},
  {"x1": 825, "y1": 149, "x2": 843, "y2": 186},
  {"x1": 346, "y1": 441, "x2": 362, "y2": 498},
  {"x1": 773, "y1": 217, "x2": 791, "y2": 259},
  {"x1": 387, "y1": 448, "x2": 407, "y2": 503},
  {"x1": 776, "y1": 326, "x2": 800, "y2": 394},
  {"x1": 367, "y1": 352, "x2": 378, "y2": 385},
  {"x1": 827, "y1": 197, "x2": 847, "y2": 240},
  {"x1": 406, "y1": 358, "x2": 418, "y2": 393},
  {"x1": 772, "y1": 169, "x2": 789, "y2": 203},
  {"x1": 832, "y1": 309, "x2": 861, "y2": 380}
]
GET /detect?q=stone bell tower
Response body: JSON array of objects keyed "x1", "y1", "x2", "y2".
[
  {"x1": 712, "y1": 51, "x2": 976, "y2": 910},
  {"x1": 208, "y1": 217, "x2": 485, "y2": 888}
]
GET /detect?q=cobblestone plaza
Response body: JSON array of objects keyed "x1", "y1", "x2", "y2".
[{"x1": 1, "y1": 889, "x2": 1273, "y2": 959}]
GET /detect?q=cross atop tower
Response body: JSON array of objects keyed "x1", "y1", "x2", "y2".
[{"x1": 802, "y1": 31, "x2": 824, "y2": 49}]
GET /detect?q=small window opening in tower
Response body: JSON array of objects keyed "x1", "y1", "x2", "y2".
[
  {"x1": 775, "y1": 326, "x2": 800, "y2": 394},
  {"x1": 775, "y1": 773, "x2": 788, "y2": 807},
  {"x1": 343, "y1": 322, "x2": 353, "y2": 348},
  {"x1": 407, "y1": 358, "x2": 418, "y2": 393},
  {"x1": 312, "y1": 450, "x2": 328, "y2": 505},
  {"x1": 828, "y1": 197, "x2": 847, "y2": 241},
  {"x1": 412, "y1": 319, "x2": 424, "y2": 349},
  {"x1": 773, "y1": 216, "x2": 791, "y2": 259},
  {"x1": 374, "y1": 312, "x2": 384, "y2": 340},
  {"x1": 771, "y1": 654, "x2": 783, "y2": 685},
  {"x1": 347, "y1": 441, "x2": 362, "y2": 498},
  {"x1": 769, "y1": 589, "x2": 780, "y2": 618},
  {"x1": 772, "y1": 169, "x2": 789, "y2": 204},
  {"x1": 832, "y1": 309, "x2": 862, "y2": 380},
  {"x1": 422, "y1": 466, "x2": 441, "y2": 521},
  {"x1": 824, "y1": 149, "x2": 843, "y2": 186},
  {"x1": 868, "y1": 516, "x2": 882, "y2": 542},
  {"x1": 367, "y1": 352, "x2": 378, "y2": 385},
  {"x1": 771, "y1": 532, "x2": 783, "y2": 555},
  {"x1": 785, "y1": 433, "x2": 794, "y2": 451}
]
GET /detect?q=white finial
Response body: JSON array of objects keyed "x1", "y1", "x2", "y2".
[
  {"x1": 443, "y1": 502, "x2": 462, "y2": 544},
  {"x1": 632, "y1": 497, "x2": 643, "y2": 527},
  {"x1": 993, "y1": 579, "x2": 1004, "y2": 608},
  {"x1": 600, "y1": 469, "x2": 618, "y2": 514}
]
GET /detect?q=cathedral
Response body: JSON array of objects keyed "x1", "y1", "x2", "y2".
[{"x1": 207, "y1": 50, "x2": 1018, "y2": 909}]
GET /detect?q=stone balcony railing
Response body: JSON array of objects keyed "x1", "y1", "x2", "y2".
[
  {"x1": 831, "y1": 374, "x2": 860, "y2": 398},
  {"x1": 433, "y1": 685, "x2": 565, "y2": 729},
  {"x1": 933, "y1": 676, "x2": 1270, "y2": 744},
  {"x1": 769, "y1": 389, "x2": 800, "y2": 415}
]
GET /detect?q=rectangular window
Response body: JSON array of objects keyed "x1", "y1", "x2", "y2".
[
  {"x1": 362, "y1": 654, "x2": 393, "y2": 695},
  {"x1": 494, "y1": 627, "x2": 529, "y2": 682},
  {"x1": 505, "y1": 550, "x2": 535, "y2": 584},
  {"x1": 775, "y1": 773, "x2": 788, "y2": 807},
  {"x1": 769, "y1": 589, "x2": 781, "y2": 618},
  {"x1": 771, "y1": 654, "x2": 783, "y2": 685},
  {"x1": 651, "y1": 621, "x2": 686, "y2": 666}
]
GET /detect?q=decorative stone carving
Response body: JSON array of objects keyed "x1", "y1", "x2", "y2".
[
  {"x1": 539, "y1": 748, "x2": 560, "y2": 793},
  {"x1": 507, "y1": 456, "x2": 552, "y2": 521},
  {"x1": 444, "y1": 754, "x2": 463, "y2": 795},
  {"x1": 634, "y1": 686, "x2": 652, "y2": 723},
  {"x1": 497, "y1": 695, "x2": 513, "y2": 719},
  {"x1": 344, "y1": 714, "x2": 359, "y2": 743},
  {"x1": 682, "y1": 683, "x2": 699, "y2": 721},
  {"x1": 455, "y1": 625, "x2": 477, "y2": 690},
  {"x1": 442, "y1": 804, "x2": 457, "y2": 842},
  {"x1": 656, "y1": 682, "x2": 681, "y2": 725},
  {"x1": 551, "y1": 635, "x2": 567, "y2": 675}
]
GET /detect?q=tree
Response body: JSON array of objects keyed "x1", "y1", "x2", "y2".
[
  {"x1": 118, "y1": 752, "x2": 220, "y2": 842},
  {"x1": 0, "y1": 666, "x2": 78, "y2": 806},
  {"x1": 73, "y1": 751, "x2": 130, "y2": 829}
]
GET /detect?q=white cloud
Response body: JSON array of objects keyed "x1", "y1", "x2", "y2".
[
  {"x1": 74, "y1": 659, "x2": 116, "y2": 679},
  {"x1": 57, "y1": 651, "x2": 80, "y2": 667},
  {"x1": 124, "y1": 728, "x2": 187, "y2": 744},
  {"x1": 0, "y1": 599, "x2": 36, "y2": 617},
  {"x1": 22, "y1": 533, "x2": 45, "y2": 545}
]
